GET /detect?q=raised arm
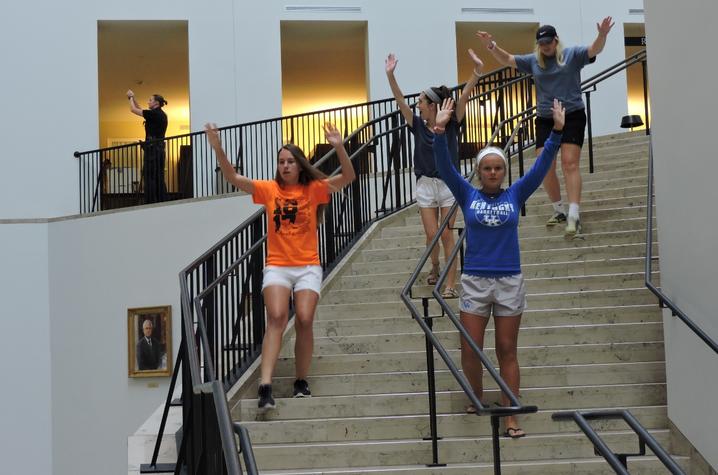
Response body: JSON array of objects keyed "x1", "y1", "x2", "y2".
[
  {"x1": 324, "y1": 123, "x2": 356, "y2": 190},
  {"x1": 204, "y1": 123, "x2": 254, "y2": 194},
  {"x1": 455, "y1": 49, "x2": 484, "y2": 123},
  {"x1": 385, "y1": 54, "x2": 414, "y2": 127},
  {"x1": 432, "y1": 98, "x2": 472, "y2": 204},
  {"x1": 588, "y1": 16, "x2": 615, "y2": 58},
  {"x1": 514, "y1": 100, "x2": 565, "y2": 203},
  {"x1": 475, "y1": 31, "x2": 517, "y2": 69},
  {"x1": 126, "y1": 89, "x2": 143, "y2": 117}
]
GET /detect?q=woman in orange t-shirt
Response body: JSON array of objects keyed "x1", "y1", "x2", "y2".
[{"x1": 206, "y1": 122, "x2": 356, "y2": 412}]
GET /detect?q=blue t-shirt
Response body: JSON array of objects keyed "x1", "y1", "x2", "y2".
[
  {"x1": 514, "y1": 46, "x2": 591, "y2": 118},
  {"x1": 433, "y1": 131, "x2": 561, "y2": 276},
  {"x1": 408, "y1": 114, "x2": 459, "y2": 178}
]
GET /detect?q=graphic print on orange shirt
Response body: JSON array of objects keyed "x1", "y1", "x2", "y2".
[{"x1": 272, "y1": 197, "x2": 311, "y2": 235}]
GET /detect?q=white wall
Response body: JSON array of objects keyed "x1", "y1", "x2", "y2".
[
  {"x1": 645, "y1": 1, "x2": 718, "y2": 469},
  {"x1": 0, "y1": 0, "x2": 643, "y2": 219},
  {"x1": 0, "y1": 223, "x2": 53, "y2": 475},
  {"x1": 0, "y1": 194, "x2": 258, "y2": 475}
]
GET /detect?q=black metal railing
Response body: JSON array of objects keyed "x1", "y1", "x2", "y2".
[
  {"x1": 644, "y1": 138, "x2": 718, "y2": 354},
  {"x1": 75, "y1": 66, "x2": 528, "y2": 214},
  {"x1": 552, "y1": 410, "x2": 686, "y2": 474}
]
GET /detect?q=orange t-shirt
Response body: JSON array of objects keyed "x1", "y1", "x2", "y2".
[{"x1": 252, "y1": 179, "x2": 331, "y2": 266}]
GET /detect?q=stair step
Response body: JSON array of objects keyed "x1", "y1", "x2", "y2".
[
  {"x1": 322, "y1": 271, "x2": 659, "y2": 304},
  {"x1": 258, "y1": 361, "x2": 664, "y2": 397},
  {"x1": 350, "y1": 244, "x2": 657, "y2": 274},
  {"x1": 314, "y1": 304, "x2": 661, "y2": 335},
  {"x1": 273, "y1": 341, "x2": 664, "y2": 377},
  {"x1": 369, "y1": 227, "x2": 654, "y2": 251},
  {"x1": 381, "y1": 214, "x2": 650, "y2": 239},
  {"x1": 284, "y1": 322, "x2": 662, "y2": 356},
  {"x1": 256, "y1": 456, "x2": 686, "y2": 475},
  {"x1": 235, "y1": 383, "x2": 666, "y2": 421},
  {"x1": 247, "y1": 430, "x2": 671, "y2": 469},
  {"x1": 317, "y1": 287, "x2": 661, "y2": 318},
  {"x1": 242, "y1": 405, "x2": 667, "y2": 443}
]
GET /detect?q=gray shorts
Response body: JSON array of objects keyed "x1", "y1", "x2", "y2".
[{"x1": 459, "y1": 273, "x2": 526, "y2": 317}]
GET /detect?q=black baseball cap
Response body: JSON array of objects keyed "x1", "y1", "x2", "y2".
[{"x1": 536, "y1": 25, "x2": 557, "y2": 44}]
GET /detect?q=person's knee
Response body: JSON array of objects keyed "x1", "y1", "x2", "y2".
[
  {"x1": 294, "y1": 312, "x2": 314, "y2": 331},
  {"x1": 561, "y1": 158, "x2": 580, "y2": 174},
  {"x1": 266, "y1": 310, "x2": 289, "y2": 329},
  {"x1": 495, "y1": 339, "x2": 518, "y2": 362}
]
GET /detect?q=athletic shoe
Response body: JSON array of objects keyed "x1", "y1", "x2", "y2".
[
  {"x1": 258, "y1": 384, "x2": 276, "y2": 411},
  {"x1": 565, "y1": 217, "x2": 582, "y2": 238},
  {"x1": 546, "y1": 212, "x2": 567, "y2": 226},
  {"x1": 293, "y1": 379, "x2": 312, "y2": 398}
]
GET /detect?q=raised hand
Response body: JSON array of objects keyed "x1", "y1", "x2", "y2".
[
  {"x1": 385, "y1": 54, "x2": 398, "y2": 75},
  {"x1": 468, "y1": 48, "x2": 485, "y2": 71},
  {"x1": 597, "y1": 16, "x2": 614, "y2": 37},
  {"x1": 434, "y1": 98, "x2": 455, "y2": 133},
  {"x1": 204, "y1": 123, "x2": 222, "y2": 150},
  {"x1": 323, "y1": 122, "x2": 343, "y2": 147},
  {"x1": 126, "y1": 89, "x2": 134, "y2": 99},
  {"x1": 475, "y1": 31, "x2": 495, "y2": 49},
  {"x1": 551, "y1": 99, "x2": 565, "y2": 131}
]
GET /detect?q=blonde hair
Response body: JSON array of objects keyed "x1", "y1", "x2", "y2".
[{"x1": 534, "y1": 39, "x2": 565, "y2": 69}]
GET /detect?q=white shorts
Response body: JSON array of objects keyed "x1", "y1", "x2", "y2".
[
  {"x1": 416, "y1": 176, "x2": 455, "y2": 208},
  {"x1": 262, "y1": 265, "x2": 323, "y2": 296},
  {"x1": 459, "y1": 273, "x2": 526, "y2": 317}
]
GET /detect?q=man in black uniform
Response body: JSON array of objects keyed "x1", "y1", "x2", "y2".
[{"x1": 127, "y1": 90, "x2": 168, "y2": 204}]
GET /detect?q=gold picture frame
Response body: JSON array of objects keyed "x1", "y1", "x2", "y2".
[{"x1": 127, "y1": 305, "x2": 172, "y2": 378}]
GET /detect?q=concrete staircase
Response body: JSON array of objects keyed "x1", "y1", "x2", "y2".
[{"x1": 230, "y1": 132, "x2": 688, "y2": 473}]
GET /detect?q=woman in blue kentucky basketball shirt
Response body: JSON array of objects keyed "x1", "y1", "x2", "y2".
[{"x1": 432, "y1": 94, "x2": 565, "y2": 439}]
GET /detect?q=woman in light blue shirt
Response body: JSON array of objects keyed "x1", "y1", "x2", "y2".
[{"x1": 475, "y1": 18, "x2": 614, "y2": 237}]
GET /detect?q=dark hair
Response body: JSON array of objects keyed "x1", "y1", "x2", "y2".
[
  {"x1": 274, "y1": 144, "x2": 331, "y2": 225},
  {"x1": 426, "y1": 85, "x2": 451, "y2": 104},
  {"x1": 423, "y1": 85, "x2": 456, "y2": 123},
  {"x1": 152, "y1": 94, "x2": 167, "y2": 107}
]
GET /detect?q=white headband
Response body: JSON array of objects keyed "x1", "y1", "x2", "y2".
[
  {"x1": 476, "y1": 146, "x2": 508, "y2": 169},
  {"x1": 422, "y1": 88, "x2": 442, "y2": 104}
]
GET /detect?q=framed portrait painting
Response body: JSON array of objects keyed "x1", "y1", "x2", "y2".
[{"x1": 128, "y1": 305, "x2": 172, "y2": 377}]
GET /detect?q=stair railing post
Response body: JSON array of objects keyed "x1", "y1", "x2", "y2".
[
  {"x1": 491, "y1": 415, "x2": 502, "y2": 475},
  {"x1": 585, "y1": 90, "x2": 595, "y2": 173},
  {"x1": 421, "y1": 297, "x2": 445, "y2": 467},
  {"x1": 642, "y1": 58, "x2": 650, "y2": 135}
]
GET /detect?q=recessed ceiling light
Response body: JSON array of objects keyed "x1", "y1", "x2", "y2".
[
  {"x1": 285, "y1": 5, "x2": 361, "y2": 13},
  {"x1": 461, "y1": 7, "x2": 534, "y2": 14}
]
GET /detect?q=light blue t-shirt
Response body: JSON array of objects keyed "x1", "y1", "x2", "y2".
[{"x1": 514, "y1": 46, "x2": 591, "y2": 118}]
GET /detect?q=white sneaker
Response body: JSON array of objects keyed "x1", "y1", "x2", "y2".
[{"x1": 565, "y1": 216, "x2": 582, "y2": 238}]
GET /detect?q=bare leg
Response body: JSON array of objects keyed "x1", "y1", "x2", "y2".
[
  {"x1": 419, "y1": 207, "x2": 441, "y2": 281},
  {"x1": 460, "y1": 311, "x2": 491, "y2": 407},
  {"x1": 539, "y1": 146, "x2": 562, "y2": 203},
  {"x1": 293, "y1": 289, "x2": 320, "y2": 380},
  {"x1": 560, "y1": 143, "x2": 582, "y2": 206},
  {"x1": 259, "y1": 285, "x2": 292, "y2": 385},
  {"x1": 494, "y1": 315, "x2": 523, "y2": 435},
  {"x1": 439, "y1": 206, "x2": 458, "y2": 290}
]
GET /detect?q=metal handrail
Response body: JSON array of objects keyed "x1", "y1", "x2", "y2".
[
  {"x1": 552, "y1": 409, "x2": 686, "y2": 474},
  {"x1": 644, "y1": 137, "x2": 718, "y2": 354}
]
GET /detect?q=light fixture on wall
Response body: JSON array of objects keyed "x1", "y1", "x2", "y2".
[
  {"x1": 628, "y1": 9, "x2": 644, "y2": 15},
  {"x1": 285, "y1": 5, "x2": 361, "y2": 13},
  {"x1": 461, "y1": 7, "x2": 534, "y2": 15}
]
